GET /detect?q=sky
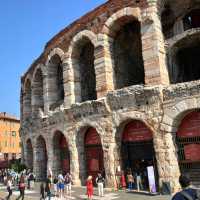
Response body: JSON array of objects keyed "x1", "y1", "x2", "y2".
[{"x1": 0, "y1": 0, "x2": 106, "y2": 118}]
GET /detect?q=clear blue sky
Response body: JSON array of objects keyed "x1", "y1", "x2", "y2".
[{"x1": 0, "y1": 0, "x2": 106, "y2": 118}]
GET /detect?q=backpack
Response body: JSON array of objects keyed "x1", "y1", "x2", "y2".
[{"x1": 181, "y1": 191, "x2": 199, "y2": 200}]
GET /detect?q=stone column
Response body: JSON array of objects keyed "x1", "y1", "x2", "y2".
[
  {"x1": 44, "y1": 63, "x2": 58, "y2": 111},
  {"x1": 141, "y1": 4, "x2": 170, "y2": 85},
  {"x1": 153, "y1": 130, "x2": 180, "y2": 193},
  {"x1": 42, "y1": 70, "x2": 49, "y2": 114},
  {"x1": 32, "y1": 144, "x2": 39, "y2": 179},
  {"x1": 103, "y1": 143, "x2": 117, "y2": 188},
  {"x1": 62, "y1": 55, "x2": 75, "y2": 108},
  {"x1": 46, "y1": 139, "x2": 54, "y2": 177},
  {"x1": 69, "y1": 142, "x2": 81, "y2": 185},
  {"x1": 94, "y1": 35, "x2": 114, "y2": 98}
]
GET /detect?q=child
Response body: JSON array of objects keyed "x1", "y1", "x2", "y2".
[
  {"x1": 86, "y1": 176, "x2": 93, "y2": 200},
  {"x1": 40, "y1": 182, "x2": 45, "y2": 200}
]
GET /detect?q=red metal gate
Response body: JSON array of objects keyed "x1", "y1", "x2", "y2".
[
  {"x1": 85, "y1": 128, "x2": 104, "y2": 182},
  {"x1": 121, "y1": 120, "x2": 158, "y2": 190},
  {"x1": 60, "y1": 135, "x2": 70, "y2": 173},
  {"x1": 177, "y1": 111, "x2": 200, "y2": 186}
]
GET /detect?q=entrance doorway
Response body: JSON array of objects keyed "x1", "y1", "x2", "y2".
[
  {"x1": 84, "y1": 128, "x2": 104, "y2": 184},
  {"x1": 121, "y1": 120, "x2": 158, "y2": 191},
  {"x1": 53, "y1": 131, "x2": 70, "y2": 175},
  {"x1": 177, "y1": 111, "x2": 200, "y2": 187}
]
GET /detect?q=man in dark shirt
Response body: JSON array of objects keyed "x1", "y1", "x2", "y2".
[
  {"x1": 172, "y1": 175, "x2": 199, "y2": 200},
  {"x1": 45, "y1": 175, "x2": 52, "y2": 200}
]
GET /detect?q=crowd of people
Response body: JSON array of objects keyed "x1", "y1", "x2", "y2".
[
  {"x1": 1, "y1": 167, "x2": 200, "y2": 200},
  {"x1": 0, "y1": 168, "x2": 35, "y2": 200}
]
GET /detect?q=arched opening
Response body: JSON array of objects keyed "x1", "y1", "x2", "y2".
[
  {"x1": 177, "y1": 111, "x2": 200, "y2": 186},
  {"x1": 48, "y1": 55, "x2": 64, "y2": 110},
  {"x1": 23, "y1": 79, "x2": 32, "y2": 119},
  {"x1": 84, "y1": 128, "x2": 104, "y2": 184},
  {"x1": 112, "y1": 17, "x2": 144, "y2": 89},
  {"x1": 26, "y1": 139, "x2": 33, "y2": 170},
  {"x1": 72, "y1": 37, "x2": 96, "y2": 102},
  {"x1": 168, "y1": 37, "x2": 200, "y2": 84},
  {"x1": 32, "y1": 68, "x2": 44, "y2": 115},
  {"x1": 35, "y1": 136, "x2": 47, "y2": 180},
  {"x1": 121, "y1": 120, "x2": 158, "y2": 192},
  {"x1": 183, "y1": 9, "x2": 200, "y2": 31},
  {"x1": 161, "y1": 4, "x2": 175, "y2": 39},
  {"x1": 53, "y1": 131, "x2": 70, "y2": 175}
]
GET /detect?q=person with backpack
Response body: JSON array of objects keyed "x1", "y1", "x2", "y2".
[
  {"x1": 172, "y1": 175, "x2": 200, "y2": 200},
  {"x1": 45, "y1": 175, "x2": 52, "y2": 200},
  {"x1": 96, "y1": 173, "x2": 105, "y2": 197}
]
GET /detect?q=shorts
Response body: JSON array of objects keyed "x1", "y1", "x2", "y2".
[{"x1": 58, "y1": 183, "x2": 64, "y2": 190}]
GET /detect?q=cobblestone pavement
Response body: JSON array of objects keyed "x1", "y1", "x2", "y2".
[{"x1": 0, "y1": 184, "x2": 171, "y2": 200}]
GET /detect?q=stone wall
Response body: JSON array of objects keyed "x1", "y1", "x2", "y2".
[{"x1": 20, "y1": 0, "x2": 200, "y2": 193}]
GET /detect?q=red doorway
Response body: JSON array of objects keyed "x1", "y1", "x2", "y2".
[
  {"x1": 121, "y1": 120, "x2": 158, "y2": 191},
  {"x1": 84, "y1": 128, "x2": 104, "y2": 184},
  {"x1": 177, "y1": 111, "x2": 200, "y2": 186}
]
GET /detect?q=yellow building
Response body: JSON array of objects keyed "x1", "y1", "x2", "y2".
[{"x1": 0, "y1": 112, "x2": 20, "y2": 161}]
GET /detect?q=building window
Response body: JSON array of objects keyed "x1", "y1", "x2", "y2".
[
  {"x1": 12, "y1": 131, "x2": 16, "y2": 136},
  {"x1": 4, "y1": 153, "x2": 8, "y2": 160},
  {"x1": 5, "y1": 141, "x2": 7, "y2": 147}
]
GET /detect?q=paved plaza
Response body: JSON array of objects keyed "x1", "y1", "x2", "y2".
[{"x1": 0, "y1": 183, "x2": 171, "y2": 200}]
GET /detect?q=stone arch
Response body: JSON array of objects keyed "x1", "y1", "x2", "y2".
[
  {"x1": 32, "y1": 66, "x2": 44, "y2": 116},
  {"x1": 25, "y1": 139, "x2": 33, "y2": 170},
  {"x1": 116, "y1": 118, "x2": 158, "y2": 191},
  {"x1": 162, "y1": 98, "x2": 198, "y2": 133},
  {"x1": 102, "y1": 7, "x2": 144, "y2": 89},
  {"x1": 167, "y1": 32, "x2": 200, "y2": 84},
  {"x1": 35, "y1": 135, "x2": 47, "y2": 180},
  {"x1": 162, "y1": 99, "x2": 200, "y2": 187},
  {"x1": 69, "y1": 30, "x2": 98, "y2": 102},
  {"x1": 45, "y1": 48, "x2": 65, "y2": 66},
  {"x1": 23, "y1": 78, "x2": 32, "y2": 119},
  {"x1": 76, "y1": 125, "x2": 104, "y2": 185},
  {"x1": 52, "y1": 130, "x2": 70, "y2": 175},
  {"x1": 159, "y1": 0, "x2": 200, "y2": 39},
  {"x1": 46, "y1": 50, "x2": 65, "y2": 110}
]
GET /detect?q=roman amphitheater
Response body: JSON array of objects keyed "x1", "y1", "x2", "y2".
[{"x1": 20, "y1": 0, "x2": 200, "y2": 192}]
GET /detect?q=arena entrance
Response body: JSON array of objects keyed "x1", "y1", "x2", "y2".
[
  {"x1": 53, "y1": 131, "x2": 70, "y2": 175},
  {"x1": 177, "y1": 111, "x2": 200, "y2": 187},
  {"x1": 26, "y1": 139, "x2": 33, "y2": 171},
  {"x1": 84, "y1": 128, "x2": 104, "y2": 183},
  {"x1": 36, "y1": 136, "x2": 47, "y2": 180},
  {"x1": 121, "y1": 120, "x2": 158, "y2": 191}
]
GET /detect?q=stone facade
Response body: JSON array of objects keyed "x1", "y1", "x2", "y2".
[{"x1": 20, "y1": 0, "x2": 200, "y2": 192}]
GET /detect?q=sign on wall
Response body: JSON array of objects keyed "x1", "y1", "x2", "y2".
[{"x1": 147, "y1": 166, "x2": 156, "y2": 193}]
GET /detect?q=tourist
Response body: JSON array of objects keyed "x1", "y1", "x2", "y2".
[
  {"x1": 16, "y1": 174, "x2": 25, "y2": 200},
  {"x1": 136, "y1": 171, "x2": 142, "y2": 191},
  {"x1": 6, "y1": 176, "x2": 12, "y2": 200},
  {"x1": 58, "y1": 173, "x2": 65, "y2": 199},
  {"x1": 86, "y1": 176, "x2": 93, "y2": 200},
  {"x1": 96, "y1": 173, "x2": 105, "y2": 197},
  {"x1": 121, "y1": 171, "x2": 126, "y2": 190},
  {"x1": 64, "y1": 172, "x2": 72, "y2": 196},
  {"x1": 127, "y1": 171, "x2": 134, "y2": 191},
  {"x1": 53, "y1": 175, "x2": 58, "y2": 197},
  {"x1": 40, "y1": 182, "x2": 45, "y2": 200},
  {"x1": 172, "y1": 175, "x2": 199, "y2": 200},
  {"x1": 45, "y1": 175, "x2": 52, "y2": 200}
]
